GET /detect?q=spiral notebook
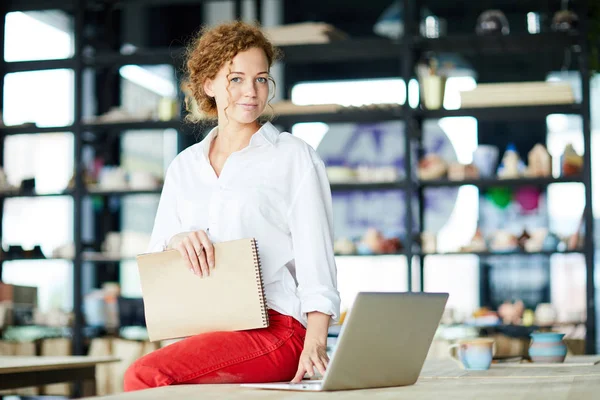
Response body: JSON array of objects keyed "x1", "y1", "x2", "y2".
[{"x1": 136, "y1": 238, "x2": 269, "y2": 342}]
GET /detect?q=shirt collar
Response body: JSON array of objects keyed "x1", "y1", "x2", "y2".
[{"x1": 198, "y1": 122, "x2": 279, "y2": 159}]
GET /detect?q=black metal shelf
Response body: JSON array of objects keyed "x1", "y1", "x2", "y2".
[
  {"x1": 81, "y1": 119, "x2": 183, "y2": 132},
  {"x1": 0, "y1": 102, "x2": 577, "y2": 135},
  {"x1": 0, "y1": 191, "x2": 73, "y2": 199},
  {"x1": 280, "y1": 38, "x2": 402, "y2": 64},
  {"x1": 5, "y1": 0, "x2": 75, "y2": 12},
  {"x1": 421, "y1": 250, "x2": 583, "y2": 257},
  {"x1": 85, "y1": 188, "x2": 162, "y2": 196},
  {"x1": 85, "y1": 183, "x2": 405, "y2": 196},
  {"x1": 1, "y1": 256, "x2": 72, "y2": 262},
  {"x1": 80, "y1": 33, "x2": 579, "y2": 69},
  {"x1": 421, "y1": 103, "x2": 582, "y2": 120},
  {"x1": 273, "y1": 107, "x2": 404, "y2": 125},
  {"x1": 0, "y1": 124, "x2": 75, "y2": 135},
  {"x1": 334, "y1": 252, "x2": 408, "y2": 257},
  {"x1": 418, "y1": 32, "x2": 580, "y2": 55},
  {"x1": 330, "y1": 181, "x2": 406, "y2": 191},
  {"x1": 5, "y1": 0, "x2": 233, "y2": 12},
  {"x1": 0, "y1": 189, "x2": 164, "y2": 199},
  {"x1": 420, "y1": 176, "x2": 583, "y2": 189},
  {"x1": 84, "y1": 48, "x2": 185, "y2": 68},
  {"x1": 82, "y1": 253, "x2": 135, "y2": 262},
  {"x1": 4, "y1": 58, "x2": 76, "y2": 73}
]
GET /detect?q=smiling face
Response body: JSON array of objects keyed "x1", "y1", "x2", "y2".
[{"x1": 203, "y1": 47, "x2": 271, "y2": 126}]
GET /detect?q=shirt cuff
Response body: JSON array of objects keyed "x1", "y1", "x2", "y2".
[{"x1": 299, "y1": 288, "x2": 341, "y2": 324}]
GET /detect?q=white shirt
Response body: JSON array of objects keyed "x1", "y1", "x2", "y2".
[{"x1": 147, "y1": 122, "x2": 340, "y2": 327}]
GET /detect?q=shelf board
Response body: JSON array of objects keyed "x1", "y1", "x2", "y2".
[
  {"x1": 6, "y1": 0, "x2": 75, "y2": 12},
  {"x1": 421, "y1": 103, "x2": 582, "y2": 120},
  {"x1": 1, "y1": 256, "x2": 72, "y2": 262},
  {"x1": 85, "y1": 48, "x2": 185, "y2": 68},
  {"x1": 0, "y1": 191, "x2": 73, "y2": 199},
  {"x1": 82, "y1": 253, "x2": 136, "y2": 262},
  {"x1": 420, "y1": 176, "x2": 583, "y2": 189},
  {"x1": 418, "y1": 32, "x2": 580, "y2": 55},
  {"x1": 280, "y1": 38, "x2": 402, "y2": 64},
  {"x1": 0, "y1": 124, "x2": 75, "y2": 135},
  {"x1": 4, "y1": 58, "x2": 77, "y2": 73},
  {"x1": 273, "y1": 107, "x2": 404, "y2": 125},
  {"x1": 85, "y1": 38, "x2": 402, "y2": 68},
  {"x1": 335, "y1": 252, "x2": 407, "y2": 257},
  {"x1": 79, "y1": 33, "x2": 579, "y2": 69},
  {"x1": 81, "y1": 119, "x2": 184, "y2": 131},
  {"x1": 421, "y1": 250, "x2": 583, "y2": 257},
  {"x1": 330, "y1": 181, "x2": 406, "y2": 191},
  {"x1": 85, "y1": 188, "x2": 162, "y2": 196}
]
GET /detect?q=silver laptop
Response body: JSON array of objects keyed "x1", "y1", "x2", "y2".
[{"x1": 241, "y1": 291, "x2": 448, "y2": 391}]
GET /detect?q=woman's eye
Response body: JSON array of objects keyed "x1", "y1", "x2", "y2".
[
  {"x1": 230, "y1": 77, "x2": 242, "y2": 83},
  {"x1": 257, "y1": 77, "x2": 268, "y2": 84}
]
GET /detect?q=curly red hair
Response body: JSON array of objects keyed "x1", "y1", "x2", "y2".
[{"x1": 185, "y1": 21, "x2": 280, "y2": 120}]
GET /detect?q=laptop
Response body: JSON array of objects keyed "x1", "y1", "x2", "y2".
[{"x1": 241, "y1": 291, "x2": 448, "y2": 391}]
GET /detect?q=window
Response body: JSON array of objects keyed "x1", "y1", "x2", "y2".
[{"x1": 2, "y1": 12, "x2": 74, "y2": 312}]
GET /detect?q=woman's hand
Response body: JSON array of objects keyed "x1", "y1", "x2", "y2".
[
  {"x1": 292, "y1": 337, "x2": 329, "y2": 383},
  {"x1": 291, "y1": 311, "x2": 331, "y2": 383},
  {"x1": 169, "y1": 230, "x2": 215, "y2": 277}
]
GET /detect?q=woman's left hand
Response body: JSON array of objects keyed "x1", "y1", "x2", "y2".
[{"x1": 291, "y1": 337, "x2": 329, "y2": 383}]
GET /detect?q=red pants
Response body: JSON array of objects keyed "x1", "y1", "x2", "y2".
[{"x1": 123, "y1": 310, "x2": 306, "y2": 391}]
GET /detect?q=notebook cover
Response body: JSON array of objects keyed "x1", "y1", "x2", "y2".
[{"x1": 136, "y1": 238, "x2": 268, "y2": 342}]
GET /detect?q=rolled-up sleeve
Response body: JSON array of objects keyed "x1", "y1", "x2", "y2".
[
  {"x1": 147, "y1": 164, "x2": 181, "y2": 253},
  {"x1": 287, "y1": 159, "x2": 340, "y2": 324}
]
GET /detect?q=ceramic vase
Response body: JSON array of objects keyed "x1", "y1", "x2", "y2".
[{"x1": 529, "y1": 332, "x2": 567, "y2": 363}]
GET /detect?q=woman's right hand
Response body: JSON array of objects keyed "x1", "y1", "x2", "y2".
[{"x1": 169, "y1": 230, "x2": 215, "y2": 277}]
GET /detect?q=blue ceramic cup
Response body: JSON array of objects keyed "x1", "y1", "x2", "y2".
[{"x1": 449, "y1": 338, "x2": 495, "y2": 370}]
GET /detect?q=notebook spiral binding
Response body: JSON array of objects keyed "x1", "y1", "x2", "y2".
[{"x1": 251, "y1": 238, "x2": 269, "y2": 327}]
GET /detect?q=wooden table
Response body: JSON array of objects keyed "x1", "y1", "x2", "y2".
[
  {"x1": 82, "y1": 356, "x2": 600, "y2": 400},
  {"x1": 0, "y1": 356, "x2": 119, "y2": 397}
]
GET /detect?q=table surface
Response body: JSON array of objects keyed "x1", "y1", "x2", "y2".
[
  {"x1": 0, "y1": 356, "x2": 120, "y2": 374},
  {"x1": 82, "y1": 356, "x2": 600, "y2": 400}
]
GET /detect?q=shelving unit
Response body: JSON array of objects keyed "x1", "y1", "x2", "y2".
[{"x1": 0, "y1": 0, "x2": 596, "y2": 355}]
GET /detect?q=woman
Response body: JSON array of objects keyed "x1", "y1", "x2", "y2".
[{"x1": 123, "y1": 21, "x2": 340, "y2": 391}]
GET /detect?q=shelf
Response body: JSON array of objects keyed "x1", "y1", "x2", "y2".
[
  {"x1": 0, "y1": 189, "x2": 164, "y2": 199},
  {"x1": 0, "y1": 106, "x2": 575, "y2": 136},
  {"x1": 5, "y1": 0, "x2": 234, "y2": 13},
  {"x1": 79, "y1": 33, "x2": 579, "y2": 69},
  {"x1": 280, "y1": 38, "x2": 402, "y2": 64},
  {"x1": 0, "y1": 191, "x2": 73, "y2": 199},
  {"x1": 421, "y1": 103, "x2": 582, "y2": 120},
  {"x1": 84, "y1": 48, "x2": 185, "y2": 68},
  {"x1": 83, "y1": 183, "x2": 405, "y2": 196},
  {"x1": 81, "y1": 119, "x2": 183, "y2": 131},
  {"x1": 4, "y1": 58, "x2": 76, "y2": 73},
  {"x1": 1, "y1": 256, "x2": 72, "y2": 262},
  {"x1": 335, "y1": 252, "x2": 407, "y2": 257},
  {"x1": 85, "y1": 188, "x2": 162, "y2": 196},
  {"x1": 330, "y1": 181, "x2": 406, "y2": 191},
  {"x1": 418, "y1": 32, "x2": 580, "y2": 55},
  {"x1": 420, "y1": 176, "x2": 583, "y2": 189},
  {"x1": 84, "y1": 38, "x2": 402, "y2": 68},
  {"x1": 82, "y1": 253, "x2": 136, "y2": 262},
  {"x1": 5, "y1": 0, "x2": 75, "y2": 12},
  {"x1": 0, "y1": 124, "x2": 75, "y2": 135},
  {"x1": 273, "y1": 106, "x2": 404, "y2": 125},
  {"x1": 421, "y1": 250, "x2": 583, "y2": 257}
]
